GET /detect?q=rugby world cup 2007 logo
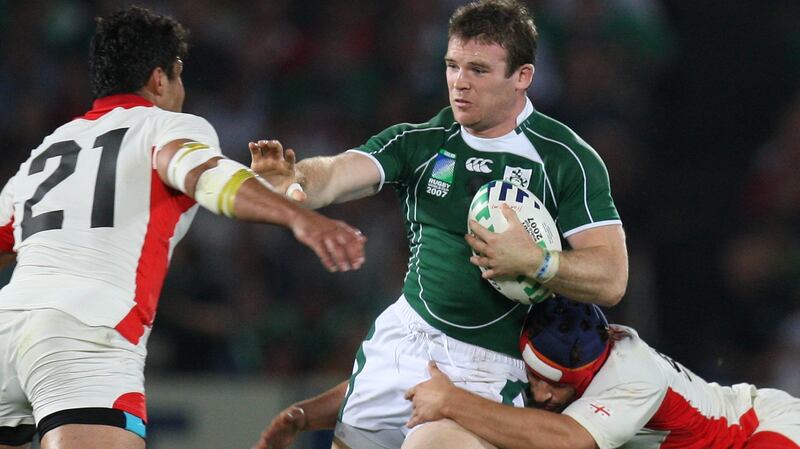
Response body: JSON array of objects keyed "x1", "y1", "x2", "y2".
[{"x1": 426, "y1": 149, "x2": 455, "y2": 197}]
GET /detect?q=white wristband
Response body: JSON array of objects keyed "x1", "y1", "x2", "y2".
[
  {"x1": 286, "y1": 182, "x2": 304, "y2": 199},
  {"x1": 534, "y1": 249, "x2": 560, "y2": 283}
]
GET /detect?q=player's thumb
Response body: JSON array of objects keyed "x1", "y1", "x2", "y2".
[
  {"x1": 500, "y1": 203, "x2": 518, "y2": 223},
  {"x1": 287, "y1": 182, "x2": 307, "y2": 203}
]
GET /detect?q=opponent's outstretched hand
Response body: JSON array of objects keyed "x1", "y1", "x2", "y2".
[
  {"x1": 251, "y1": 406, "x2": 307, "y2": 449},
  {"x1": 290, "y1": 209, "x2": 366, "y2": 272},
  {"x1": 405, "y1": 361, "x2": 458, "y2": 428},
  {"x1": 248, "y1": 139, "x2": 306, "y2": 202},
  {"x1": 465, "y1": 204, "x2": 543, "y2": 279}
]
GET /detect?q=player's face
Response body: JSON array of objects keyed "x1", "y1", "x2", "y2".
[
  {"x1": 445, "y1": 37, "x2": 531, "y2": 138},
  {"x1": 527, "y1": 372, "x2": 577, "y2": 413},
  {"x1": 160, "y1": 57, "x2": 186, "y2": 112}
]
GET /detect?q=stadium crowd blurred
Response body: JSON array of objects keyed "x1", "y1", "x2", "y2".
[{"x1": 1, "y1": 0, "x2": 798, "y2": 394}]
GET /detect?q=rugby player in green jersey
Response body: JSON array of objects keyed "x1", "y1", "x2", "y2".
[{"x1": 250, "y1": 1, "x2": 628, "y2": 448}]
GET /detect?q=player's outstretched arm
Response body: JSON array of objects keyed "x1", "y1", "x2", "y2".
[
  {"x1": 406, "y1": 362, "x2": 596, "y2": 449},
  {"x1": 252, "y1": 381, "x2": 348, "y2": 449},
  {"x1": 466, "y1": 206, "x2": 627, "y2": 306},
  {"x1": 249, "y1": 140, "x2": 381, "y2": 210},
  {"x1": 156, "y1": 139, "x2": 366, "y2": 272}
]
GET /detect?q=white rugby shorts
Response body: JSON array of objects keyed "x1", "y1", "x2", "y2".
[
  {"x1": 335, "y1": 296, "x2": 527, "y2": 448},
  {"x1": 0, "y1": 308, "x2": 148, "y2": 426}
]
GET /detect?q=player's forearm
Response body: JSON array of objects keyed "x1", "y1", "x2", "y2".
[
  {"x1": 293, "y1": 381, "x2": 348, "y2": 431},
  {"x1": 295, "y1": 154, "x2": 378, "y2": 209},
  {"x1": 537, "y1": 225, "x2": 628, "y2": 307},
  {"x1": 541, "y1": 244, "x2": 628, "y2": 306},
  {"x1": 230, "y1": 177, "x2": 304, "y2": 227},
  {"x1": 440, "y1": 390, "x2": 594, "y2": 449},
  {"x1": 294, "y1": 157, "x2": 342, "y2": 209},
  {"x1": 157, "y1": 139, "x2": 307, "y2": 226}
]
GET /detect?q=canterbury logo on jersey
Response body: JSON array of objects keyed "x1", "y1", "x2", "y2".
[{"x1": 465, "y1": 157, "x2": 493, "y2": 173}]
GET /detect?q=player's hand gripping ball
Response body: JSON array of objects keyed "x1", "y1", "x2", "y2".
[{"x1": 468, "y1": 180, "x2": 562, "y2": 304}]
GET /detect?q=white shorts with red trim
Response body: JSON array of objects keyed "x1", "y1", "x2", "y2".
[{"x1": 0, "y1": 309, "x2": 148, "y2": 426}]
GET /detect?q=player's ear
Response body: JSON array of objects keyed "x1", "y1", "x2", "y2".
[
  {"x1": 144, "y1": 67, "x2": 169, "y2": 96},
  {"x1": 515, "y1": 64, "x2": 534, "y2": 90}
]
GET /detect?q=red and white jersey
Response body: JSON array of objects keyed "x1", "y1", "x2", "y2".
[
  {"x1": 564, "y1": 326, "x2": 781, "y2": 449},
  {"x1": 0, "y1": 94, "x2": 219, "y2": 345}
]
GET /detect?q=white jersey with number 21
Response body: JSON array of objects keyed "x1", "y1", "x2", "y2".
[{"x1": 0, "y1": 94, "x2": 220, "y2": 345}]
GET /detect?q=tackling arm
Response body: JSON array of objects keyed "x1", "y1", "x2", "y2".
[
  {"x1": 252, "y1": 381, "x2": 347, "y2": 449},
  {"x1": 406, "y1": 363, "x2": 597, "y2": 449},
  {"x1": 439, "y1": 393, "x2": 596, "y2": 449}
]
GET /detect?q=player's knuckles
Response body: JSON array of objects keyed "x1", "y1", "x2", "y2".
[
  {"x1": 312, "y1": 245, "x2": 335, "y2": 271},
  {"x1": 346, "y1": 245, "x2": 364, "y2": 265},
  {"x1": 325, "y1": 242, "x2": 349, "y2": 270}
]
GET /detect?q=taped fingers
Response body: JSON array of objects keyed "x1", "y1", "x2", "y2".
[{"x1": 286, "y1": 183, "x2": 306, "y2": 202}]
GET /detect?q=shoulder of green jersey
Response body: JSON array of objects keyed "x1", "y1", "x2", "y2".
[
  {"x1": 386, "y1": 106, "x2": 457, "y2": 132},
  {"x1": 522, "y1": 112, "x2": 617, "y2": 231},
  {"x1": 369, "y1": 123, "x2": 451, "y2": 156},
  {"x1": 522, "y1": 111, "x2": 600, "y2": 159}
]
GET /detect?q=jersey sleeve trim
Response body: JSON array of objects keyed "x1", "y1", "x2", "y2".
[
  {"x1": 562, "y1": 220, "x2": 623, "y2": 238},
  {"x1": 346, "y1": 149, "x2": 386, "y2": 192}
]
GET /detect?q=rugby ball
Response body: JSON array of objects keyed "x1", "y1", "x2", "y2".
[{"x1": 467, "y1": 180, "x2": 562, "y2": 305}]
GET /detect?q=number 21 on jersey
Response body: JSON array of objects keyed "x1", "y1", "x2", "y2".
[{"x1": 20, "y1": 127, "x2": 128, "y2": 241}]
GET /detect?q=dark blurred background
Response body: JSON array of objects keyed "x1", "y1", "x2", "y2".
[{"x1": 1, "y1": 0, "x2": 799, "y2": 405}]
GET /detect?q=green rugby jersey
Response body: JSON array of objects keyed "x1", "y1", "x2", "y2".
[{"x1": 351, "y1": 101, "x2": 621, "y2": 357}]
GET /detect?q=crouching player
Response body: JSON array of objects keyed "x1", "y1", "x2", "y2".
[
  {"x1": 406, "y1": 297, "x2": 800, "y2": 449},
  {"x1": 257, "y1": 296, "x2": 800, "y2": 449}
]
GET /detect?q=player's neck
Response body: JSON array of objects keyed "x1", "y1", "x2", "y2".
[
  {"x1": 135, "y1": 88, "x2": 158, "y2": 106},
  {"x1": 463, "y1": 96, "x2": 530, "y2": 139}
]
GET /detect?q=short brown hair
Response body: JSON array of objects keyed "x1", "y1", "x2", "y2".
[{"x1": 448, "y1": 0, "x2": 538, "y2": 77}]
